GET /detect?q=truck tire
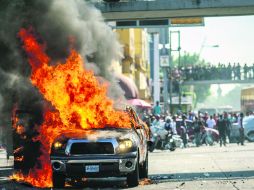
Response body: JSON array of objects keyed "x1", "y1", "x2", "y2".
[
  {"x1": 127, "y1": 159, "x2": 139, "y2": 187},
  {"x1": 149, "y1": 144, "x2": 155, "y2": 152},
  {"x1": 52, "y1": 172, "x2": 65, "y2": 188},
  {"x1": 139, "y1": 152, "x2": 148, "y2": 179}
]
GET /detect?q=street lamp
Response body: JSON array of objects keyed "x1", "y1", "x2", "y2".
[{"x1": 199, "y1": 44, "x2": 220, "y2": 57}]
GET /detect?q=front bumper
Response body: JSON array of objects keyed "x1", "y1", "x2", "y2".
[{"x1": 51, "y1": 152, "x2": 137, "y2": 178}]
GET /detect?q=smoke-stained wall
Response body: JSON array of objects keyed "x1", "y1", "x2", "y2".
[{"x1": 0, "y1": 0, "x2": 124, "y2": 152}]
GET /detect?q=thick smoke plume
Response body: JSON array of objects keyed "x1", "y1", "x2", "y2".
[{"x1": 0, "y1": 0, "x2": 124, "y2": 151}]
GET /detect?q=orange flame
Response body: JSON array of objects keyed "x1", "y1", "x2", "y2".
[
  {"x1": 16, "y1": 125, "x2": 25, "y2": 135},
  {"x1": 14, "y1": 156, "x2": 24, "y2": 162},
  {"x1": 12, "y1": 27, "x2": 131, "y2": 187},
  {"x1": 13, "y1": 147, "x2": 24, "y2": 154},
  {"x1": 12, "y1": 113, "x2": 26, "y2": 139}
]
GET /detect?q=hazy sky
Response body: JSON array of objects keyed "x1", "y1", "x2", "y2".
[{"x1": 170, "y1": 15, "x2": 254, "y2": 66}]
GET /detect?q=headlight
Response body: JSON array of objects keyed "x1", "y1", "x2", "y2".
[
  {"x1": 53, "y1": 141, "x2": 63, "y2": 149},
  {"x1": 118, "y1": 139, "x2": 134, "y2": 153},
  {"x1": 51, "y1": 140, "x2": 67, "y2": 156}
]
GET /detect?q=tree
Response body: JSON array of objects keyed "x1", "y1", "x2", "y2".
[
  {"x1": 172, "y1": 52, "x2": 211, "y2": 108},
  {"x1": 174, "y1": 52, "x2": 207, "y2": 67}
]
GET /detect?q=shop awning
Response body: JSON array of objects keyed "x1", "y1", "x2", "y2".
[
  {"x1": 127, "y1": 98, "x2": 151, "y2": 108},
  {"x1": 115, "y1": 74, "x2": 139, "y2": 99}
]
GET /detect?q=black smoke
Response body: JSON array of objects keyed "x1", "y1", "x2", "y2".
[{"x1": 0, "y1": 0, "x2": 124, "y2": 158}]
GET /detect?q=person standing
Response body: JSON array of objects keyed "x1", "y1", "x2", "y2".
[
  {"x1": 153, "y1": 101, "x2": 161, "y2": 115},
  {"x1": 206, "y1": 115, "x2": 216, "y2": 129},
  {"x1": 238, "y1": 113, "x2": 245, "y2": 145},
  {"x1": 243, "y1": 63, "x2": 249, "y2": 80},
  {"x1": 224, "y1": 112, "x2": 232, "y2": 143},
  {"x1": 193, "y1": 116, "x2": 201, "y2": 147},
  {"x1": 180, "y1": 115, "x2": 188, "y2": 148},
  {"x1": 171, "y1": 115, "x2": 177, "y2": 135},
  {"x1": 217, "y1": 115, "x2": 226, "y2": 147},
  {"x1": 252, "y1": 63, "x2": 254, "y2": 79},
  {"x1": 188, "y1": 111, "x2": 194, "y2": 121},
  {"x1": 227, "y1": 63, "x2": 232, "y2": 80},
  {"x1": 152, "y1": 114, "x2": 161, "y2": 128},
  {"x1": 236, "y1": 63, "x2": 241, "y2": 80}
]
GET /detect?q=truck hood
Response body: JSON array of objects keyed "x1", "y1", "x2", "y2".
[{"x1": 55, "y1": 128, "x2": 134, "y2": 142}]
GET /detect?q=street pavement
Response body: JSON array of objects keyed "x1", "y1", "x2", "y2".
[{"x1": 0, "y1": 143, "x2": 254, "y2": 190}]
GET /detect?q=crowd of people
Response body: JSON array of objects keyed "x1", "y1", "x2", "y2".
[
  {"x1": 141, "y1": 102, "x2": 246, "y2": 148},
  {"x1": 171, "y1": 63, "x2": 254, "y2": 81}
]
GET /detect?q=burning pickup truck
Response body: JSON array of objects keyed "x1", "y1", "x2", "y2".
[
  {"x1": 13, "y1": 29, "x2": 149, "y2": 188},
  {"x1": 50, "y1": 107, "x2": 149, "y2": 188}
]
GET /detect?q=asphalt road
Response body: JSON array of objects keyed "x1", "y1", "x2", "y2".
[{"x1": 0, "y1": 143, "x2": 254, "y2": 190}]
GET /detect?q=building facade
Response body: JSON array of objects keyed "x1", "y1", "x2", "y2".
[{"x1": 116, "y1": 28, "x2": 151, "y2": 100}]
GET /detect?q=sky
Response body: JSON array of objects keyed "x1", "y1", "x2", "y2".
[
  {"x1": 170, "y1": 15, "x2": 254, "y2": 66},
  {"x1": 169, "y1": 15, "x2": 254, "y2": 109}
]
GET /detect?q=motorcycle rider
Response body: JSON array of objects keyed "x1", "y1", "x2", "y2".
[
  {"x1": 150, "y1": 114, "x2": 162, "y2": 149},
  {"x1": 152, "y1": 114, "x2": 161, "y2": 128},
  {"x1": 164, "y1": 117, "x2": 171, "y2": 131},
  {"x1": 164, "y1": 116, "x2": 177, "y2": 151}
]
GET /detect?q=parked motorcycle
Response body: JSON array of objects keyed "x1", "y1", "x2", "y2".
[{"x1": 149, "y1": 124, "x2": 182, "y2": 152}]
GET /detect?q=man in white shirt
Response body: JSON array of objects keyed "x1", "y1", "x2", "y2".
[
  {"x1": 237, "y1": 113, "x2": 244, "y2": 145},
  {"x1": 171, "y1": 116, "x2": 177, "y2": 135},
  {"x1": 206, "y1": 115, "x2": 216, "y2": 129}
]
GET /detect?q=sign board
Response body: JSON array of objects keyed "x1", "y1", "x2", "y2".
[
  {"x1": 168, "y1": 96, "x2": 193, "y2": 105},
  {"x1": 160, "y1": 55, "x2": 169, "y2": 67},
  {"x1": 108, "y1": 17, "x2": 204, "y2": 29},
  {"x1": 170, "y1": 17, "x2": 204, "y2": 27}
]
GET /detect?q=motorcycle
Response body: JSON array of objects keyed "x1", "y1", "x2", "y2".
[
  {"x1": 164, "y1": 131, "x2": 177, "y2": 151},
  {"x1": 149, "y1": 124, "x2": 182, "y2": 152}
]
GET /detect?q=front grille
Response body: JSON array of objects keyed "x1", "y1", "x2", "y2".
[{"x1": 70, "y1": 142, "x2": 114, "y2": 155}]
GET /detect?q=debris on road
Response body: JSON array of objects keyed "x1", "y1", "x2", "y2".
[{"x1": 139, "y1": 178, "x2": 153, "y2": 185}]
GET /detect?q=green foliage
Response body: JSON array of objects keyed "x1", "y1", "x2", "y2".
[
  {"x1": 193, "y1": 84, "x2": 211, "y2": 107},
  {"x1": 173, "y1": 52, "x2": 207, "y2": 67},
  {"x1": 173, "y1": 52, "x2": 211, "y2": 107}
]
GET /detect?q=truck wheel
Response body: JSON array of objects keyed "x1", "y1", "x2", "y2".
[
  {"x1": 147, "y1": 141, "x2": 154, "y2": 152},
  {"x1": 127, "y1": 159, "x2": 139, "y2": 187},
  {"x1": 52, "y1": 172, "x2": 65, "y2": 188},
  {"x1": 149, "y1": 144, "x2": 155, "y2": 152},
  {"x1": 139, "y1": 152, "x2": 148, "y2": 179}
]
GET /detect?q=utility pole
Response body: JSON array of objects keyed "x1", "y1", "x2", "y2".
[
  {"x1": 169, "y1": 65, "x2": 173, "y2": 114},
  {"x1": 159, "y1": 28, "x2": 170, "y2": 114},
  {"x1": 153, "y1": 33, "x2": 160, "y2": 105},
  {"x1": 169, "y1": 30, "x2": 181, "y2": 112},
  {"x1": 161, "y1": 57, "x2": 169, "y2": 113}
]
